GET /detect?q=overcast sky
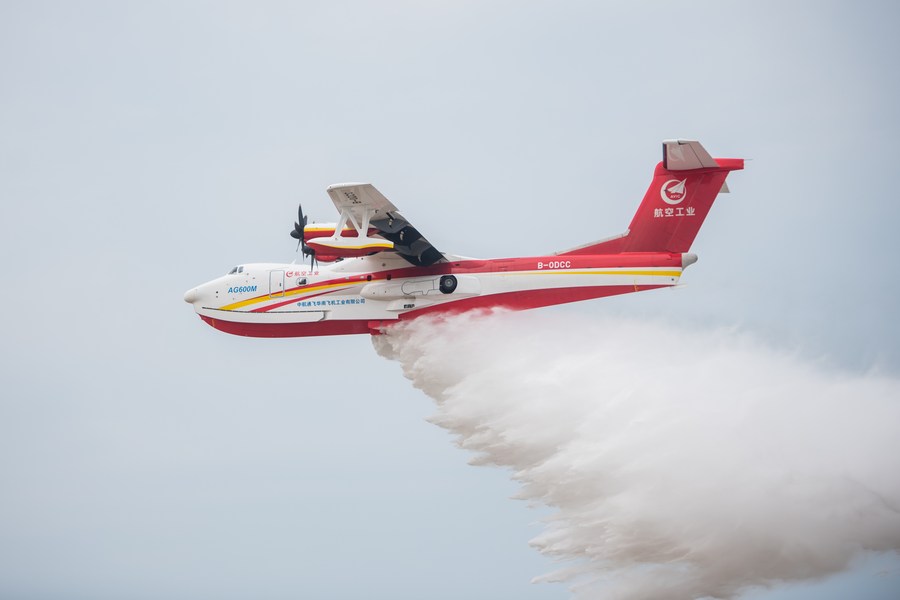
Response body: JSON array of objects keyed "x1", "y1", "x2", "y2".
[{"x1": 1, "y1": 1, "x2": 898, "y2": 599}]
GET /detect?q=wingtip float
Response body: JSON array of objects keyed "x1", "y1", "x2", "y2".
[{"x1": 183, "y1": 140, "x2": 744, "y2": 338}]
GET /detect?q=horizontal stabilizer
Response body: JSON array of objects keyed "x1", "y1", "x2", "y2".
[{"x1": 663, "y1": 139, "x2": 720, "y2": 170}]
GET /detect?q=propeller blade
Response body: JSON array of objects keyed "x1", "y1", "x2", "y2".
[
  {"x1": 292, "y1": 204, "x2": 312, "y2": 252},
  {"x1": 298, "y1": 205, "x2": 308, "y2": 227},
  {"x1": 291, "y1": 204, "x2": 307, "y2": 244}
]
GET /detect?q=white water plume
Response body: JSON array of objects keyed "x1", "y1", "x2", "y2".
[{"x1": 373, "y1": 309, "x2": 900, "y2": 599}]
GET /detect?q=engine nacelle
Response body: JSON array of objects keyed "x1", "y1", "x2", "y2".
[{"x1": 306, "y1": 235, "x2": 394, "y2": 258}]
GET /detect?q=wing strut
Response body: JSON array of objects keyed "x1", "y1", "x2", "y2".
[{"x1": 325, "y1": 183, "x2": 445, "y2": 267}]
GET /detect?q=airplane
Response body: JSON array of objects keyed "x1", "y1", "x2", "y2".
[{"x1": 183, "y1": 140, "x2": 744, "y2": 338}]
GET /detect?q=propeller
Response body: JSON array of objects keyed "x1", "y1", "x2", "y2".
[{"x1": 289, "y1": 204, "x2": 317, "y2": 269}]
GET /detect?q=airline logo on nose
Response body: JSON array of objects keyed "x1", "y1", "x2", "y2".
[{"x1": 661, "y1": 179, "x2": 687, "y2": 204}]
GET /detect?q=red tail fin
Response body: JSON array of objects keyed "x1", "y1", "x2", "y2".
[{"x1": 562, "y1": 140, "x2": 744, "y2": 255}]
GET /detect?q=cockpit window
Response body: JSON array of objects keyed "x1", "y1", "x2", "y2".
[
  {"x1": 228, "y1": 266, "x2": 238, "y2": 275},
  {"x1": 238, "y1": 266, "x2": 244, "y2": 273}
]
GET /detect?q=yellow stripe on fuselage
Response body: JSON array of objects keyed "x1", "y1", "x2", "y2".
[{"x1": 220, "y1": 281, "x2": 358, "y2": 311}]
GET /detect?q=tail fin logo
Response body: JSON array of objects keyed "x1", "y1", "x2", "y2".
[{"x1": 661, "y1": 179, "x2": 687, "y2": 205}]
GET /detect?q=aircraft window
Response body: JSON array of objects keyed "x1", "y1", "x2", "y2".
[
  {"x1": 296, "y1": 278, "x2": 307, "y2": 286},
  {"x1": 228, "y1": 266, "x2": 238, "y2": 274}
]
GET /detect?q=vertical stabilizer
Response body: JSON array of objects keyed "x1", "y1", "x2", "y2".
[{"x1": 561, "y1": 140, "x2": 743, "y2": 255}]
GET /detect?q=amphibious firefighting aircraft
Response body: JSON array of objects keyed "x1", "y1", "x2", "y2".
[{"x1": 183, "y1": 140, "x2": 743, "y2": 337}]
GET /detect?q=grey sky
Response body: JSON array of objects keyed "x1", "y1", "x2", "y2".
[{"x1": 1, "y1": 1, "x2": 898, "y2": 598}]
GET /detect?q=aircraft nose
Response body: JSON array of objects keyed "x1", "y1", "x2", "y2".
[{"x1": 183, "y1": 287, "x2": 200, "y2": 304}]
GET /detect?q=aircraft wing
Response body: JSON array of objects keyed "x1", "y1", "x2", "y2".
[{"x1": 326, "y1": 183, "x2": 445, "y2": 267}]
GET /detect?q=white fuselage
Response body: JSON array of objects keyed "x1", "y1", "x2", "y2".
[{"x1": 184, "y1": 252, "x2": 689, "y2": 337}]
